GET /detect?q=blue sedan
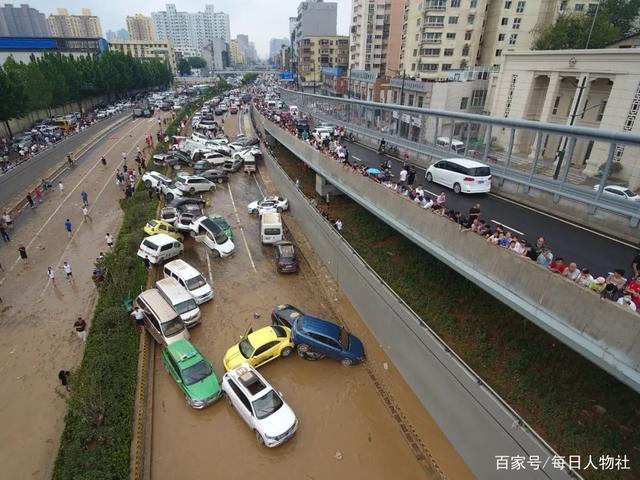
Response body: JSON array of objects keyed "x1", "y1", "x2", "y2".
[{"x1": 291, "y1": 315, "x2": 365, "y2": 366}]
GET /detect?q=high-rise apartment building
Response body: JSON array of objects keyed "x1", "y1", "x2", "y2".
[
  {"x1": 349, "y1": 0, "x2": 404, "y2": 77},
  {"x1": 229, "y1": 39, "x2": 245, "y2": 65},
  {"x1": 270, "y1": 37, "x2": 290, "y2": 58},
  {"x1": 299, "y1": 35, "x2": 349, "y2": 85},
  {"x1": 152, "y1": 4, "x2": 230, "y2": 56},
  {"x1": 291, "y1": 0, "x2": 338, "y2": 56},
  {"x1": 48, "y1": 8, "x2": 102, "y2": 38},
  {"x1": 0, "y1": 3, "x2": 50, "y2": 37},
  {"x1": 127, "y1": 14, "x2": 155, "y2": 41}
]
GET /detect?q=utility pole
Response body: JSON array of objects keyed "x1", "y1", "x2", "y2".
[{"x1": 585, "y1": 2, "x2": 600, "y2": 49}]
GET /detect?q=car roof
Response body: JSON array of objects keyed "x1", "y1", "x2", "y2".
[
  {"x1": 248, "y1": 326, "x2": 282, "y2": 344},
  {"x1": 145, "y1": 233, "x2": 179, "y2": 245},
  {"x1": 298, "y1": 315, "x2": 340, "y2": 341},
  {"x1": 227, "y1": 364, "x2": 271, "y2": 399},
  {"x1": 439, "y1": 157, "x2": 490, "y2": 168},
  {"x1": 137, "y1": 288, "x2": 179, "y2": 323},
  {"x1": 164, "y1": 259, "x2": 200, "y2": 276},
  {"x1": 166, "y1": 339, "x2": 202, "y2": 368}
]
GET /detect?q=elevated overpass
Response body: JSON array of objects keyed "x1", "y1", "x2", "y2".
[{"x1": 253, "y1": 107, "x2": 640, "y2": 394}]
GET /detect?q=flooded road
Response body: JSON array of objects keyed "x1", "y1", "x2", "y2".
[
  {"x1": 0, "y1": 114, "x2": 167, "y2": 479},
  {"x1": 151, "y1": 111, "x2": 474, "y2": 480}
]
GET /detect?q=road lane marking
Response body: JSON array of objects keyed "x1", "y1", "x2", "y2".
[
  {"x1": 227, "y1": 183, "x2": 256, "y2": 272},
  {"x1": 252, "y1": 174, "x2": 265, "y2": 197},
  {"x1": 490, "y1": 220, "x2": 525, "y2": 236},
  {"x1": 206, "y1": 252, "x2": 213, "y2": 285}
]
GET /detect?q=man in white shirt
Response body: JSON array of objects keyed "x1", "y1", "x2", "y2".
[{"x1": 399, "y1": 168, "x2": 408, "y2": 186}]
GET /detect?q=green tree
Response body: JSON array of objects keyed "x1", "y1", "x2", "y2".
[
  {"x1": 187, "y1": 56, "x2": 207, "y2": 69},
  {"x1": 1, "y1": 57, "x2": 28, "y2": 137},
  {"x1": 217, "y1": 78, "x2": 230, "y2": 90},
  {"x1": 241, "y1": 72, "x2": 258, "y2": 85},
  {"x1": 532, "y1": 12, "x2": 621, "y2": 50},
  {"x1": 600, "y1": 0, "x2": 640, "y2": 35},
  {"x1": 178, "y1": 58, "x2": 191, "y2": 76}
]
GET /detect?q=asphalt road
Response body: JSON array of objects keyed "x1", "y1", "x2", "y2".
[
  {"x1": 339, "y1": 139, "x2": 637, "y2": 279},
  {"x1": 0, "y1": 112, "x2": 130, "y2": 207}
]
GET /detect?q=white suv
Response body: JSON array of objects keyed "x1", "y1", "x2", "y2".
[
  {"x1": 222, "y1": 363, "x2": 298, "y2": 447},
  {"x1": 142, "y1": 171, "x2": 183, "y2": 200},
  {"x1": 175, "y1": 175, "x2": 216, "y2": 194}
]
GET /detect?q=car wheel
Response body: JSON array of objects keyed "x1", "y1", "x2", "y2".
[
  {"x1": 189, "y1": 187, "x2": 196, "y2": 194},
  {"x1": 281, "y1": 347, "x2": 292, "y2": 357},
  {"x1": 276, "y1": 207, "x2": 283, "y2": 213},
  {"x1": 166, "y1": 193, "x2": 174, "y2": 201},
  {"x1": 426, "y1": 172, "x2": 433, "y2": 183},
  {"x1": 297, "y1": 343, "x2": 310, "y2": 354},
  {"x1": 211, "y1": 249, "x2": 220, "y2": 258},
  {"x1": 144, "y1": 180, "x2": 152, "y2": 188},
  {"x1": 453, "y1": 183, "x2": 462, "y2": 195},
  {"x1": 255, "y1": 431, "x2": 264, "y2": 446},
  {"x1": 341, "y1": 358, "x2": 353, "y2": 367}
]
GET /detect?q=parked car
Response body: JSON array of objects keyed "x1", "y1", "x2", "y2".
[
  {"x1": 175, "y1": 175, "x2": 216, "y2": 194},
  {"x1": 156, "y1": 277, "x2": 201, "y2": 327},
  {"x1": 135, "y1": 288, "x2": 190, "y2": 346},
  {"x1": 174, "y1": 212, "x2": 198, "y2": 232},
  {"x1": 223, "y1": 156, "x2": 243, "y2": 173},
  {"x1": 221, "y1": 363, "x2": 298, "y2": 447},
  {"x1": 229, "y1": 105, "x2": 239, "y2": 114},
  {"x1": 143, "y1": 219, "x2": 183, "y2": 240},
  {"x1": 248, "y1": 196, "x2": 289, "y2": 215},
  {"x1": 273, "y1": 241, "x2": 299, "y2": 273},
  {"x1": 199, "y1": 169, "x2": 229, "y2": 184},
  {"x1": 208, "y1": 214, "x2": 233, "y2": 238},
  {"x1": 163, "y1": 259, "x2": 214, "y2": 304},
  {"x1": 592, "y1": 184, "x2": 640, "y2": 202},
  {"x1": 136, "y1": 234, "x2": 183, "y2": 264},
  {"x1": 425, "y1": 158, "x2": 492, "y2": 195},
  {"x1": 222, "y1": 325, "x2": 294, "y2": 371},
  {"x1": 271, "y1": 304, "x2": 304, "y2": 329},
  {"x1": 160, "y1": 207, "x2": 178, "y2": 224},
  {"x1": 142, "y1": 171, "x2": 184, "y2": 200},
  {"x1": 291, "y1": 315, "x2": 365, "y2": 366}
]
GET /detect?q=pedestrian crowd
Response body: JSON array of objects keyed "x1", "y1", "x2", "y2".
[{"x1": 256, "y1": 99, "x2": 640, "y2": 315}]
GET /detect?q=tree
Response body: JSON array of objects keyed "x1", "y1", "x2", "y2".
[
  {"x1": 187, "y1": 57, "x2": 207, "y2": 69},
  {"x1": 600, "y1": 0, "x2": 640, "y2": 36},
  {"x1": 241, "y1": 73, "x2": 258, "y2": 85},
  {"x1": 178, "y1": 58, "x2": 191, "y2": 76},
  {"x1": 532, "y1": 12, "x2": 621, "y2": 50}
]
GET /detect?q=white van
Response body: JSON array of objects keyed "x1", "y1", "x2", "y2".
[
  {"x1": 155, "y1": 277, "x2": 201, "y2": 327},
  {"x1": 135, "y1": 289, "x2": 190, "y2": 346},
  {"x1": 190, "y1": 216, "x2": 235, "y2": 257},
  {"x1": 137, "y1": 234, "x2": 184, "y2": 264},
  {"x1": 436, "y1": 137, "x2": 466, "y2": 154},
  {"x1": 289, "y1": 105, "x2": 299, "y2": 118},
  {"x1": 426, "y1": 158, "x2": 492, "y2": 194},
  {"x1": 163, "y1": 259, "x2": 214, "y2": 304},
  {"x1": 260, "y1": 212, "x2": 283, "y2": 244}
]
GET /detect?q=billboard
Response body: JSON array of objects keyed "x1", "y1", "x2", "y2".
[{"x1": 279, "y1": 71, "x2": 295, "y2": 81}]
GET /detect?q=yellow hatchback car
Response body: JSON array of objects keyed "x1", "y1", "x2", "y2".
[
  {"x1": 143, "y1": 219, "x2": 183, "y2": 240},
  {"x1": 223, "y1": 325, "x2": 294, "y2": 371}
]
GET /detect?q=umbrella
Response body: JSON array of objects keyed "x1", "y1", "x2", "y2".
[{"x1": 366, "y1": 167, "x2": 381, "y2": 175}]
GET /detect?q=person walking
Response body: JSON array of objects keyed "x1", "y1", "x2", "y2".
[
  {"x1": 121, "y1": 152, "x2": 127, "y2": 162},
  {"x1": 2, "y1": 211, "x2": 12, "y2": 229},
  {"x1": 58, "y1": 370, "x2": 71, "y2": 391},
  {"x1": 100, "y1": 156, "x2": 107, "y2": 167},
  {"x1": 18, "y1": 245, "x2": 28, "y2": 263},
  {"x1": 82, "y1": 205, "x2": 92, "y2": 222},
  {"x1": 143, "y1": 255, "x2": 151, "y2": 271},
  {"x1": 62, "y1": 261, "x2": 74, "y2": 283},
  {"x1": 73, "y1": 317, "x2": 87, "y2": 342},
  {"x1": 0, "y1": 224, "x2": 10, "y2": 243},
  {"x1": 47, "y1": 266, "x2": 56, "y2": 286},
  {"x1": 334, "y1": 218, "x2": 343, "y2": 234},
  {"x1": 58, "y1": 181, "x2": 64, "y2": 194},
  {"x1": 26, "y1": 193, "x2": 35, "y2": 208},
  {"x1": 105, "y1": 233, "x2": 114, "y2": 249},
  {"x1": 34, "y1": 186, "x2": 42, "y2": 204},
  {"x1": 81, "y1": 190, "x2": 89, "y2": 207},
  {"x1": 64, "y1": 219, "x2": 73, "y2": 238}
]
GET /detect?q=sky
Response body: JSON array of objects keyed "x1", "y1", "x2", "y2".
[{"x1": 28, "y1": 0, "x2": 352, "y2": 58}]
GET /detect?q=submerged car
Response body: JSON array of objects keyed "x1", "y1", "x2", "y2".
[
  {"x1": 271, "y1": 304, "x2": 304, "y2": 329},
  {"x1": 162, "y1": 339, "x2": 221, "y2": 409},
  {"x1": 223, "y1": 325, "x2": 294, "y2": 371},
  {"x1": 247, "y1": 196, "x2": 289, "y2": 215}
]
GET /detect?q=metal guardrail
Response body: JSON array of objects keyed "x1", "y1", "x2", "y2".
[{"x1": 278, "y1": 89, "x2": 640, "y2": 226}]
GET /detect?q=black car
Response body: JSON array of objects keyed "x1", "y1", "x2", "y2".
[
  {"x1": 166, "y1": 196, "x2": 207, "y2": 210},
  {"x1": 199, "y1": 169, "x2": 229, "y2": 183},
  {"x1": 193, "y1": 159, "x2": 220, "y2": 174},
  {"x1": 235, "y1": 136, "x2": 259, "y2": 147},
  {"x1": 274, "y1": 241, "x2": 299, "y2": 273},
  {"x1": 296, "y1": 120, "x2": 310, "y2": 134},
  {"x1": 271, "y1": 304, "x2": 304, "y2": 329}
]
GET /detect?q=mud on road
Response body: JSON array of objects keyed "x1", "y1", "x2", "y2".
[{"x1": 150, "y1": 111, "x2": 474, "y2": 480}]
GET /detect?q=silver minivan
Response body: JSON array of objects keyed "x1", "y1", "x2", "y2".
[
  {"x1": 155, "y1": 277, "x2": 201, "y2": 328},
  {"x1": 135, "y1": 289, "x2": 190, "y2": 346}
]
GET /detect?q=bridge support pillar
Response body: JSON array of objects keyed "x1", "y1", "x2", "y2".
[{"x1": 315, "y1": 174, "x2": 343, "y2": 197}]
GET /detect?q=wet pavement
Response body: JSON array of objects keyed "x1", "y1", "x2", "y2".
[
  {"x1": 0, "y1": 114, "x2": 167, "y2": 479},
  {"x1": 150, "y1": 111, "x2": 474, "y2": 480}
]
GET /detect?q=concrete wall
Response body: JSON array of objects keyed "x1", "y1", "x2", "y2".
[
  {"x1": 253, "y1": 110, "x2": 575, "y2": 480},
  {"x1": 255, "y1": 109, "x2": 640, "y2": 394}
]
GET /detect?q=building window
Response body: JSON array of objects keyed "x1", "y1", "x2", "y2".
[
  {"x1": 451, "y1": 0, "x2": 461, "y2": 7},
  {"x1": 446, "y1": 32, "x2": 456, "y2": 39},
  {"x1": 408, "y1": 94, "x2": 414, "y2": 106},
  {"x1": 426, "y1": 16, "x2": 445, "y2": 26},
  {"x1": 587, "y1": 3, "x2": 597, "y2": 13},
  {"x1": 460, "y1": 97, "x2": 468, "y2": 109},
  {"x1": 442, "y1": 63, "x2": 452, "y2": 71},
  {"x1": 417, "y1": 18, "x2": 421, "y2": 25},
  {"x1": 498, "y1": 33, "x2": 506, "y2": 41},
  {"x1": 420, "y1": 48, "x2": 441, "y2": 55},
  {"x1": 509, "y1": 33, "x2": 518, "y2": 44},
  {"x1": 464, "y1": 31, "x2": 472, "y2": 40},
  {"x1": 462, "y1": 45, "x2": 469, "y2": 55},
  {"x1": 411, "y1": 63, "x2": 416, "y2": 71},
  {"x1": 504, "y1": 0, "x2": 512, "y2": 8},
  {"x1": 552, "y1": 96, "x2": 560, "y2": 115},
  {"x1": 495, "y1": 49, "x2": 502, "y2": 56},
  {"x1": 468, "y1": 14, "x2": 475, "y2": 24},
  {"x1": 423, "y1": 32, "x2": 443, "y2": 43},
  {"x1": 471, "y1": 89, "x2": 487, "y2": 107},
  {"x1": 418, "y1": 95, "x2": 424, "y2": 107},
  {"x1": 449, "y1": 16, "x2": 459, "y2": 24},
  {"x1": 444, "y1": 48, "x2": 454, "y2": 56},
  {"x1": 393, "y1": 91, "x2": 398, "y2": 103},
  {"x1": 413, "y1": 48, "x2": 418, "y2": 56},
  {"x1": 470, "y1": 0, "x2": 477, "y2": 6},
  {"x1": 560, "y1": 0, "x2": 568, "y2": 10},
  {"x1": 512, "y1": 18, "x2": 521, "y2": 29},
  {"x1": 574, "y1": 3, "x2": 584, "y2": 11},
  {"x1": 597, "y1": 100, "x2": 607, "y2": 121},
  {"x1": 501, "y1": 17, "x2": 509, "y2": 25},
  {"x1": 419, "y1": 63, "x2": 439, "y2": 71},
  {"x1": 516, "y1": 1, "x2": 526, "y2": 13},
  {"x1": 400, "y1": 93, "x2": 405, "y2": 104}
]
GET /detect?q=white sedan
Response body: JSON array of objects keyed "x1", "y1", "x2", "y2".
[
  {"x1": 247, "y1": 196, "x2": 289, "y2": 215},
  {"x1": 593, "y1": 184, "x2": 640, "y2": 202}
]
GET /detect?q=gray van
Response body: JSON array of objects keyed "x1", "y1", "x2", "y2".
[
  {"x1": 155, "y1": 277, "x2": 201, "y2": 328},
  {"x1": 135, "y1": 289, "x2": 190, "y2": 346}
]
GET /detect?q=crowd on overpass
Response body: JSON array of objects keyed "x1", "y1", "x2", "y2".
[{"x1": 255, "y1": 98, "x2": 640, "y2": 316}]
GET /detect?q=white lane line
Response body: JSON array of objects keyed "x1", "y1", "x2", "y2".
[
  {"x1": 352, "y1": 155, "x2": 362, "y2": 162},
  {"x1": 490, "y1": 220, "x2": 525, "y2": 236},
  {"x1": 206, "y1": 252, "x2": 214, "y2": 285},
  {"x1": 39, "y1": 124, "x2": 151, "y2": 297},
  {"x1": 0, "y1": 119, "x2": 140, "y2": 288},
  {"x1": 252, "y1": 174, "x2": 265, "y2": 197},
  {"x1": 227, "y1": 183, "x2": 256, "y2": 272}
]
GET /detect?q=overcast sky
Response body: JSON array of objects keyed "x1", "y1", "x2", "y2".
[{"x1": 28, "y1": 0, "x2": 352, "y2": 58}]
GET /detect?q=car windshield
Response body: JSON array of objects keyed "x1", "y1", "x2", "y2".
[
  {"x1": 182, "y1": 359, "x2": 212, "y2": 386},
  {"x1": 238, "y1": 337, "x2": 255, "y2": 358},
  {"x1": 213, "y1": 217, "x2": 229, "y2": 229},
  {"x1": 162, "y1": 318, "x2": 185, "y2": 337},
  {"x1": 252, "y1": 390, "x2": 284, "y2": 420},
  {"x1": 148, "y1": 220, "x2": 157, "y2": 228},
  {"x1": 186, "y1": 275, "x2": 206, "y2": 290},
  {"x1": 279, "y1": 245, "x2": 295, "y2": 257},
  {"x1": 142, "y1": 239, "x2": 158, "y2": 250},
  {"x1": 174, "y1": 298, "x2": 198, "y2": 315},
  {"x1": 339, "y1": 327, "x2": 350, "y2": 350}
]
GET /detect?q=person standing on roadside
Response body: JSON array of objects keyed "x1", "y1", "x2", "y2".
[
  {"x1": 73, "y1": 317, "x2": 87, "y2": 342},
  {"x1": 105, "y1": 233, "x2": 114, "y2": 249},
  {"x1": 58, "y1": 370, "x2": 71, "y2": 391},
  {"x1": 100, "y1": 156, "x2": 107, "y2": 167},
  {"x1": 82, "y1": 205, "x2": 91, "y2": 222},
  {"x1": 64, "y1": 218, "x2": 73, "y2": 238},
  {"x1": 34, "y1": 186, "x2": 42, "y2": 204},
  {"x1": 18, "y1": 245, "x2": 27, "y2": 263},
  {"x1": 58, "y1": 181, "x2": 64, "y2": 194},
  {"x1": 122, "y1": 152, "x2": 127, "y2": 162},
  {"x1": 26, "y1": 193, "x2": 35, "y2": 208},
  {"x1": 47, "y1": 266, "x2": 56, "y2": 286},
  {"x1": 81, "y1": 190, "x2": 89, "y2": 207},
  {"x1": 0, "y1": 224, "x2": 9, "y2": 242},
  {"x1": 2, "y1": 211, "x2": 12, "y2": 229},
  {"x1": 62, "y1": 261, "x2": 74, "y2": 283}
]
